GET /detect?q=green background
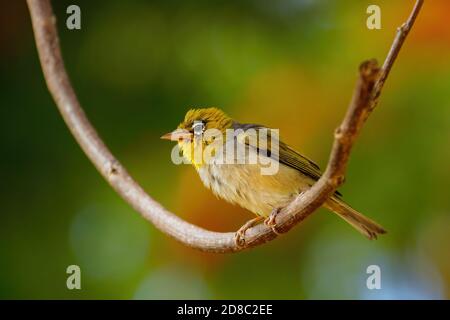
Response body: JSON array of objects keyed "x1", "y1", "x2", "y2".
[{"x1": 1, "y1": 0, "x2": 449, "y2": 299}]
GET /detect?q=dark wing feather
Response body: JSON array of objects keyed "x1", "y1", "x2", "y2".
[
  {"x1": 233, "y1": 122, "x2": 342, "y2": 197},
  {"x1": 278, "y1": 141, "x2": 322, "y2": 181}
]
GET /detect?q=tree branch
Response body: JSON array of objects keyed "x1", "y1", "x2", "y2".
[{"x1": 26, "y1": 0, "x2": 424, "y2": 253}]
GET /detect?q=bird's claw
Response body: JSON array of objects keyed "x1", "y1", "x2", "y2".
[
  {"x1": 234, "y1": 229, "x2": 246, "y2": 247},
  {"x1": 234, "y1": 216, "x2": 265, "y2": 247},
  {"x1": 234, "y1": 209, "x2": 283, "y2": 246},
  {"x1": 264, "y1": 208, "x2": 282, "y2": 235}
]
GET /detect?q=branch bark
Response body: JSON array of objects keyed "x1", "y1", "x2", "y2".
[{"x1": 26, "y1": 0, "x2": 424, "y2": 253}]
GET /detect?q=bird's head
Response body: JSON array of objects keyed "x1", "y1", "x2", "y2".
[{"x1": 161, "y1": 107, "x2": 233, "y2": 167}]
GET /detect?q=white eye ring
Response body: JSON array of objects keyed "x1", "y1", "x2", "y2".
[{"x1": 192, "y1": 121, "x2": 205, "y2": 135}]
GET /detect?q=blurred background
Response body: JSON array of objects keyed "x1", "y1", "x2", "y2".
[{"x1": 0, "y1": 0, "x2": 449, "y2": 299}]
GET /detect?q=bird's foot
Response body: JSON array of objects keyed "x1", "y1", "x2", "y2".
[
  {"x1": 264, "y1": 208, "x2": 282, "y2": 235},
  {"x1": 234, "y1": 216, "x2": 265, "y2": 247}
]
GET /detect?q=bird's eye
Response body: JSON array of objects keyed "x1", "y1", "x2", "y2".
[{"x1": 192, "y1": 120, "x2": 205, "y2": 136}]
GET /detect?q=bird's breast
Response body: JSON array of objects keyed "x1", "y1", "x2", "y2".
[{"x1": 197, "y1": 162, "x2": 313, "y2": 217}]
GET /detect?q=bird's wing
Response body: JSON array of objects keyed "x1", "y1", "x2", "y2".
[
  {"x1": 278, "y1": 141, "x2": 323, "y2": 181},
  {"x1": 233, "y1": 122, "x2": 343, "y2": 196},
  {"x1": 233, "y1": 122, "x2": 322, "y2": 180}
]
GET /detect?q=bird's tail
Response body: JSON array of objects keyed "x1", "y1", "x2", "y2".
[{"x1": 324, "y1": 196, "x2": 386, "y2": 240}]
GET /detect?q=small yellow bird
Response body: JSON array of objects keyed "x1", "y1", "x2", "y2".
[{"x1": 161, "y1": 107, "x2": 386, "y2": 244}]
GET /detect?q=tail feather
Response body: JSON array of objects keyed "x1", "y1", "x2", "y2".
[{"x1": 324, "y1": 197, "x2": 386, "y2": 240}]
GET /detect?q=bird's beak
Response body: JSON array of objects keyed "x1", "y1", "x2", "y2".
[{"x1": 160, "y1": 129, "x2": 192, "y2": 142}]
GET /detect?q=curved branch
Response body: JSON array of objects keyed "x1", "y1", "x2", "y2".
[{"x1": 26, "y1": 0, "x2": 423, "y2": 253}]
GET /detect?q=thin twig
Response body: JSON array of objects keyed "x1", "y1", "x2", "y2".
[
  {"x1": 370, "y1": 0, "x2": 424, "y2": 112},
  {"x1": 26, "y1": 0, "x2": 424, "y2": 253}
]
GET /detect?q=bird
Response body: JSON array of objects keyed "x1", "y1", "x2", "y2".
[{"x1": 161, "y1": 107, "x2": 386, "y2": 245}]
